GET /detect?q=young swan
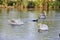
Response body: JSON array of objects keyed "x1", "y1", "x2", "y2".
[
  {"x1": 8, "y1": 19, "x2": 17, "y2": 25},
  {"x1": 38, "y1": 23, "x2": 48, "y2": 32},
  {"x1": 39, "y1": 11, "x2": 47, "y2": 19}
]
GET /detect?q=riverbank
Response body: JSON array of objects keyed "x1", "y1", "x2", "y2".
[{"x1": 0, "y1": 5, "x2": 59, "y2": 12}]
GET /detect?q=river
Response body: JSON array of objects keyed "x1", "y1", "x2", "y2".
[{"x1": 0, "y1": 8, "x2": 60, "y2": 40}]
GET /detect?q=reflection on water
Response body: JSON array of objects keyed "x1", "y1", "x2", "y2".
[{"x1": 0, "y1": 8, "x2": 60, "y2": 40}]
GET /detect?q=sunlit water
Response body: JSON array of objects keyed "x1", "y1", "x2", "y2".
[{"x1": 0, "y1": 8, "x2": 60, "y2": 40}]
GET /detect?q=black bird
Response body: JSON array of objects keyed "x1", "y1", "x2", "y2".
[
  {"x1": 59, "y1": 33, "x2": 60, "y2": 37},
  {"x1": 32, "y1": 19, "x2": 38, "y2": 22}
]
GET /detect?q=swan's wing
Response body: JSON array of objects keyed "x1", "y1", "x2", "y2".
[
  {"x1": 8, "y1": 20, "x2": 16, "y2": 24},
  {"x1": 15, "y1": 19, "x2": 24, "y2": 24}
]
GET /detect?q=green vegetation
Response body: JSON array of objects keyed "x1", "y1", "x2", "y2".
[
  {"x1": 0, "y1": 0, "x2": 60, "y2": 9},
  {"x1": 27, "y1": 1, "x2": 36, "y2": 8},
  {"x1": 57, "y1": 0, "x2": 60, "y2": 7},
  {"x1": 7, "y1": 1, "x2": 16, "y2": 6},
  {"x1": 0, "y1": 0, "x2": 3, "y2": 5}
]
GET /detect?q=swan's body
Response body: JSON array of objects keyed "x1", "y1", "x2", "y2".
[
  {"x1": 8, "y1": 19, "x2": 24, "y2": 25},
  {"x1": 39, "y1": 23, "x2": 48, "y2": 31}
]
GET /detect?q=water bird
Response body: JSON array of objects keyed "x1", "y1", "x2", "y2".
[
  {"x1": 38, "y1": 23, "x2": 48, "y2": 32},
  {"x1": 8, "y1": 19, "x2": 24, "y2": 26},
  {"x1": 59, "y1": 33, "x2": 60, "y2": 37},
  {"x1": 39, "y1": 11, "x2": 47, "y2": 19},
  {"x1": 32, "y1": 19, "x2": 38, "y2": 22}
]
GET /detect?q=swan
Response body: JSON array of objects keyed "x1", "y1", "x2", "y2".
[
  {"x1": 38, "y1": 23, "x2": 48, "y2": 31},
  {"x1": 39, "y1": 11, "x2": 47, "y2": 19},
  {"x1": 8, "y1": 19, "x2": 24, "y2": 25}
]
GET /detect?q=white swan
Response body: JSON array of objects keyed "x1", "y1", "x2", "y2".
[
  {"x1": 8, "y1": 19, "x2": 24, "y2": 25},
  {"x1": 38, "y1": 23, "x2": 48, "y2": 31}
]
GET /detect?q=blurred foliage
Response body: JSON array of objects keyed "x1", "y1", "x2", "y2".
[
  {"x1": 27, "y1": 1, "x2": 36, "y2": 8},
  {"x1": 49, "y1": 2, "x2": 53, "y2": 6},
  {"x1": 0, "y1": 9, "x2": 2, "y2": 13},
  {"x1": 7, "y1": 1, "x2": 16, "y2": 6},
  {"x1": 56, "y1": 0, "x2": 60, "y2": 6},
  {"x1": 54, "y1": 1, "x2": 58, "y2": 6},
  {"x1": 0, "y1": 0, "x2": 3, "y2": 5},
  {"x1": 57, "y1": 0, "x2": 60, "y2": 2}
]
